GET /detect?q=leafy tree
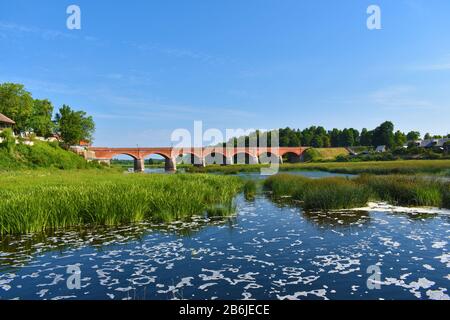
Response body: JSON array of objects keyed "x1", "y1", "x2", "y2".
[
  {"x1": 406, "y1": 131, "x2": 421, "y2": 141},
  {"x1": 322, "y1": 135, "x2": 331, "y2": 148},
  {"x1": 360, "y1": 128, "x2": 373, "y2": 146},
  {"x1": 372, "y1": 121, "x2": 395, "y2": 148},
  {"x1": 29, "y1": 99, "x2": 54, "y2": 137},
  {"x1": 311, "y1": 135, "x2": 324, "y2": 148},
  {"x1": 424, "y1": 133, "x2": 432, "y2": 140},
  {"x1": 339, "y1": 129, "x2": 355, "y2": 147},
  {"x1": 55, "y1": 105, "x2": 95, "y2": 147},
  {"x1": 329, "y1": 129, "x2": 341, "y2": 147},
  {"x1": 394, "y1": 130, "x2": 407, "y2": 147},
  {"x1": 0, "y1": 83, "x2": 34, "y2": 133}
]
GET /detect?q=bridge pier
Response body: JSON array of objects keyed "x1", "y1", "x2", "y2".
[
  {"x1": 165, "y1": 157, "x2": 177, "y2": 172},
  {"x1": 194, "y1": 158, "x2": 206, "y2": 167},
  {"x1": 225, "y1": 156, "x2": 234, "y2": 165},
  {"x1": 134, "y1": 158, "x2": 145, "y2": 172}
]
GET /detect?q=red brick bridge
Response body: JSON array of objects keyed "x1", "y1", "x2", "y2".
[{"x1": 87, "y1": 147, "x2": 308, "y2": 172}]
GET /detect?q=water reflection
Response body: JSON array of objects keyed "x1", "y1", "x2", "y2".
[
  {"x1": 0, "y1": 195, "x2": 449, "y2": 300},
  {"x1": 0, "y1": 216, "x2": 236, "y2": 274}
]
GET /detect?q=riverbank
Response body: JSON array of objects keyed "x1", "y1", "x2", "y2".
[
  {"x1": 186, "y1": 159, "x2": 450, "y2": 176},
  {"x1": 0, "y1": 171, "x2": 242, "y2": 235}
]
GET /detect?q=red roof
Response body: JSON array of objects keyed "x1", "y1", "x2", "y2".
[{"x1": 0, "y1": 113, "x2": 15, "y2": 124}]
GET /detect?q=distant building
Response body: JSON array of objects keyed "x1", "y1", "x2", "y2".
[
  {"x1": 0, "y1": 113, "x2": 15, "y2": 131},
  {"x1": 407, "y1": 138, "x2": 450, "y2": 149},
  {"x1": 375, "y1": 145, "x2": 386, "y2": 153}
]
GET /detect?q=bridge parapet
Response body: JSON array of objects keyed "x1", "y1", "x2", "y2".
[{"x1": 87, "y1": 146, "x2": 308, "y2": 172}]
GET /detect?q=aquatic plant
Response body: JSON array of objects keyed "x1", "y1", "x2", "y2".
[
  {"x1": 265, "y1": 174, "x2": 371, "y2": 210},
  {"x1": 265, "y1": 174, "x2": 450, "y2": 210},
  {"x1": 0, "y1": 171, "x2": 242, "y2": 235},
  {"x1": 357, "y1": 175, "x2": 447, "y2": 208},
  {"x1": 243, "y1": 180, "x2": 257, "y2": 201}
]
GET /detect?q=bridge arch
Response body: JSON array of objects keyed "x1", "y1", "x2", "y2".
[
  {"x1": 109, "y1": 152, "x2": 139, "y2": 160},
  {"x1": 141, "y1": 152, "x2": 176, "y2": 172},
  {"x1": 258, "y1": 152, "x2": 281, "y2": 164},
  {"x1": 281, "y1": 151, "x2": 302, "y2": 163},
  {"x1": 204, "y1": 151, "x2": 228, "y2": 165},
  {"x1": 233, "y1": 152, "x2": 259, "y2": 165},
  {"x1": 175, "y1": 152, "x2": 204, "y2": 166}
]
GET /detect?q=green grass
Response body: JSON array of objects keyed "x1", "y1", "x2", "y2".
[
  {"x1": 356, "y1": 175, "x2": 447, "y2": 208},
  {"x1": 265, "y1": 174, "x2": 371, "y2": 210},
  {"x1": 0, "y1": 141, "x2": 104, "y2": 171},
  {"x1": 243, "y1": 180, "x2": 257, "y2": 201},
  {"x1": 187, "y1": 160, "x2": 450, "y2": 176},
  {"x1": 0, "y1": 171, "x2": 243, "y2": 235},
  {"x1": 264, "y1": 173, "x2": 450, "y2": 211}
]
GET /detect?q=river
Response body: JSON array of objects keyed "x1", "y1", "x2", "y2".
[{"x1": 0, "y1": 171, "x2": 449, "y2": 300}]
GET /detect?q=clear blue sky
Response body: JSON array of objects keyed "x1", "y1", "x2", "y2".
[{"x1": 1, "y1": 0, "x2": 449, "y2": 146}]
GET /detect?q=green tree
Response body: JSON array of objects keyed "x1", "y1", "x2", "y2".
[
  {"x1": 0, "y1": 83, "x2": 34, "y2": 133},
  {"x1": 372, "y1": 121, "x2": 395, "y2": 148},
  {"x1": 311, "y1": 135, "x2": 324, "y2": 148},
  {"x1": 29, "y1": 99, "x2": 54, "y2": 137},
  {"x1": 424, "y1": 133, "x2": 432, "y2": 140},
  {"x1": 360, "y1": 128, "x2": 373, "y2": 146},
  {"x1": 329, "y1": 129, "x2": 341, "y2": 147},
  {"x1": 394, "y1": 130, "x2": 407, "y2": 147},
  {"x1": 406, "y1": 131, "x2": 421, "y2": 141},
  {"x1": 55, "y1": 105, "x2": 95, "y2": 147},
  {"x1": 339, "y1": 129, "x2": 354, "y2": 147}
]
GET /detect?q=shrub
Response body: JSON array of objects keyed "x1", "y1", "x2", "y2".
[
  {"x1": 302, "y1": 148, "x2": 322, "y2": 162},
  {"x1": 0, "y1": 128, "x2": 16, "y2": 154}
]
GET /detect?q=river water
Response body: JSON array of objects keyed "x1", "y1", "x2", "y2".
[{"x1": 0, "y1": 171, "x2": 449, "y2": 300}]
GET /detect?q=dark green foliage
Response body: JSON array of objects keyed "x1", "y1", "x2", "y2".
[
  {"x1": 0, "y1": 83, "x2": 34, "y2": 133},
  {"x1": 302, "y1": 148, "x2": 321, "y2": 162},
  {"x1": 55, "y1": 105, "x2": 95, "y2": 146}
]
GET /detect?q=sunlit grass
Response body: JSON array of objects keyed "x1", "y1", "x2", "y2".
[
  {"x1": 0, "y1": 171, "x2": 242, "y2": 235},
  {"x1": 187, "y1": 160, "x2": 450, "y2": 176},
  {"x1": 264, "y1": 173, "x2": 450, "y2": 210},
  {"x1": 264, "y1": 174, "x2": 371, "y2": 210}
]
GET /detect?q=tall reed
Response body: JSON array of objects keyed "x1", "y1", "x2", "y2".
[{"x1": 0, "y1": 171, "x2": 242, "y2": 235}]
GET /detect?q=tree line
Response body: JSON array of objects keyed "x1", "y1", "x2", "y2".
[
  {"x1": 0, "y1": 83, "x2": 95, "y2": 146},
  {"x1": 226, "y1": 122, "x2": 449, "y2": 149}
]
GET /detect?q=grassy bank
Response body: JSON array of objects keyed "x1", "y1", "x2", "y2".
[
  {"x1": 0, "y1": 141, "x2": 103, "y2": 171},
  {"x1": 186, "y1": 160, "x2": 450, "y2": 176},
  {"x1": 0, "y1": 171, "x2": 242, "y2": 235},
  {"x1": 264, "y1": 174, "x2": 450, "y2": 210}
]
